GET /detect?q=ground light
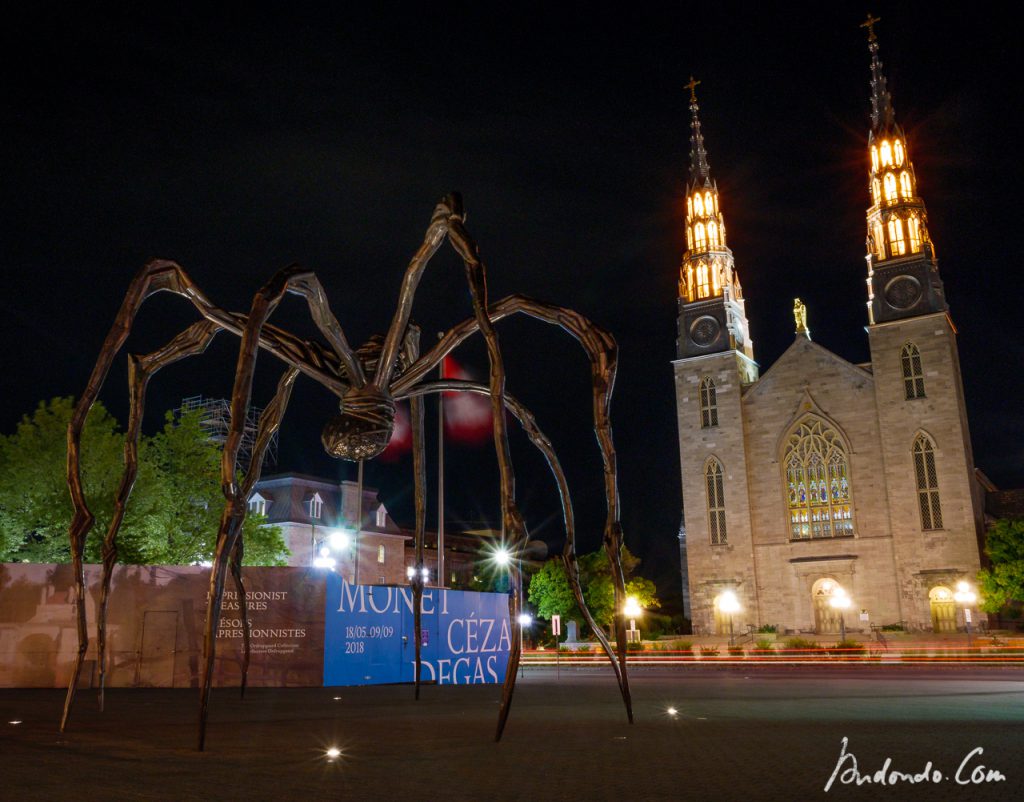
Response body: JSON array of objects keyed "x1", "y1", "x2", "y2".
[
  {"x1": 623, "y1": 596, "x2": 642, "y2": 643},
  {"x1": 954, "y1": 581, "x2": 978, "y2": 649},
  {"x1": 829, "y1": 588, "x2": 853, "y2": 642},
  {"x1": 718, "y1": 590, "x2": 741, "y2": 646},
  {"x1": 325, "y1": 747, "x2": 342, "y2": 760}
]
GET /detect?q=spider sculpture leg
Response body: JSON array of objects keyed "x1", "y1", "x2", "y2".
[
  {"x1": 65, "y1": 258, "x2": 355, "y2": 740},
  {"x1": 198, "y1": 265, "x2": 331, "y2": 749},
  {"x1": 93, "y1": 321, "x2": 221, "y2": 714},
  {"x1": 399, "y1": 329, "x2": 430, "y2": 701},
  {"x1": 394, "y1": 292, "x2": 634, "y2": 727}
]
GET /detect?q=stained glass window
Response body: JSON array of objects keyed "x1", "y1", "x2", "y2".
[
  {"x1": 899, "y1": 171, "x2": 912, "y2": 198},
  {"x1": 705, "y1": 459, "x2": 727, "y2": 545},
  {"x1": 913, "y1": 434, "x2": 943, "y2": 530},
  {"x1": 784, "y1": 418, "x2": 853, "y2": 540}
]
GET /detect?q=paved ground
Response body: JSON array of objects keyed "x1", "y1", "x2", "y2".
[{"x1": 2, "y1": 666, "x2": 1022, "y2": 801}]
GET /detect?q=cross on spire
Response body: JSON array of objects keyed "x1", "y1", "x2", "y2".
[
  {"x1": 860, "y1": 12, "x2": 880, "y2": 42},
  {"x1": 685, "y1": 76, "x2": 701, "y2": 104}
]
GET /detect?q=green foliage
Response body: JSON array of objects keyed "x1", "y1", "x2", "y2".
[
  {"x1": 783, "y1": 637, "x2": 821, "y2": 652},
  {"x1": 0, "y1": 398, "x2": 287, "y2": 565},
  {"x1": 756, "y1": 624, "x2": 777, "y2": 634},
  {"x1": 754, "y1": 639, "x2": 776, "y2": 652},
  {"x1": 699, "y1": 646, "x2": 720, "y2": 656},
  {"x1": 727, "y1": 645, "x2": 744, "y2": 657},
  {"x1": 830, "y1": 640, "x2": 866, "y2": 656},
  {"x1": 978, "y1": 518, "x2": 1024, "y2": 612},
  {"x1": 526, "y1": 546, "x2": 661, "y2": 634},
  {"x1": 880, "y1": 623, "x2": 906, "y2": 631}
]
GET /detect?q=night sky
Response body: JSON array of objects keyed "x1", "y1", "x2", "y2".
[{"x1": 3, "y1": 4, "x2": 1021, "y2": 600}]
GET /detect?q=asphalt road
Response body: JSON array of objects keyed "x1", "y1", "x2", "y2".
[{"x1": 1, "y1": 667, "x2": 1022, "y2": 801}]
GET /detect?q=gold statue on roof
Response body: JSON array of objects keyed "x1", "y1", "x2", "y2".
[{"x1": 794, "y1": 298, "x2": 810, "y2": 337}]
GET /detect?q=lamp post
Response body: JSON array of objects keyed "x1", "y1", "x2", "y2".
[
  {"x1": 623, "y1": 596, "x2": 642, "y2": 644},
  {"x1": 953, "y1": 581, "x2": 977, "y2": 650},
  {"x1": 517, "y1": 612, "x2": 532, "y2": 677},
  {"x1": 829, "y1": 588, "x2": 852, "y2": 642},
  {"x1": 718, "y1": 590, "x2": 741, "y2": 647}
]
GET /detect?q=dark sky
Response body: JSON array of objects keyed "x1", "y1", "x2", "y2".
[{"x1": 3, "y1": 4, "x2": 1021, "y2": 599}]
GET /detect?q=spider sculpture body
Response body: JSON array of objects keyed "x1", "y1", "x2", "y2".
[{"x1": 61, "y1": 194, "x2": 633, "y2": 749}]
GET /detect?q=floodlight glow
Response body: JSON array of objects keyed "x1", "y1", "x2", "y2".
[
  {"x1": 406, "y1": 566, "x2": 416, "y2": 580},
  {"x1": 666, "y1": 707, "x2": 678, "y2": 717},
  {"x1": 421, "y1": 566, "x2": 429, "y2": 580},
  {"x1": 313, "y1": 556, "x2": 337, "y2": 569},
  {"x1": 830, "y1": 593, "x2": 852, "y2": 610},
  {"x1": 623, "y1": 596, "x2": 643, "y2": 618},
  {"x1": 493, "y1": 548, "x2": 512, "y2": 567},
  {"x1": 319, "y1": 546, "x2": 332, "y2": 558},
  {"x1": 517, "y1": 613, "x2": 533, "y2": 627},
  {"x1": 9, "y1": 720, "x2": 22, "y2": 725},
  {"x1": 717, "y1": 591, "x2": 740, "y2": 615},
  {"x1": 328, "y1": 530, "x2": 351, "y2": 551},
  {"x1": 325, "y1": 746, "x2": 341, "y2": 759}
]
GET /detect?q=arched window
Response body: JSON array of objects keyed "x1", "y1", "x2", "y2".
[
  {"x1": 871, "y1": 178, "x2": 881, "y2": 205},
  {"x1": 376, "y1": 505, "x2": 387, "y2": 527},
  {"x1": 883, "y1": 172, "x2": 897, "y2": 202},
  {"x1": 686, "y1": 225, "x2": 693, "y2": 250},
  {"x1": 887, "y1": 217, "x2": 906, "y2": 255},
  {"x1": 699, "y1": 376, "x2": 718, "y2": 428},
  {"x1": 899, "y1": 171, "x2": 912, "y2": 198},
  {"x1": 694, "y1": 193, "x2": 705, "y2": 216},
  {"x1": 696, "y1": 262, "x2": 710, "y2": 298},
  {"x1": 913, "y1": 434, "x2": 943, "y2": 530},
  {"x1": 708, "y1": 220, "x2": 719, "y2": 248},
  {"x1": 907, "y1": 214, "x2": 922, "y2": 252},
  {"x1": 880, "y1": 139, "x2": 892, "y2": 167},
  {"x1": 783, "y1": 418, "x2": 853, "y2": 540},
  {"x1": 901, "y1": 342, "x2": 926, "y2": 399},
  {"x1": 704, "y1": 191, "x2": 714, "y2": 215},
  {"x1": 705, "y1": 459, "x2": 727, "y2": 545},
  {"x1": 686, "y1": 264, "x2": 695, "y2": 299},
  {"x1": 871, "y1": 146, "x2": 879, "y2": 172},
  {"x1": 873, "y1": 222, "x2": 885, "y2": 259},
  {"x1": 686, "y1": 196, "x2": 693, "y2": 218},
  {"x1": 894, "y1": 139, "x2": 905, "y2": 166},
  {"x1": 305, "y1": 492, "x2": 324, "y2": 520},
  {"x1": 694, "y1": 222, "x2": 706, "y2": 251}
]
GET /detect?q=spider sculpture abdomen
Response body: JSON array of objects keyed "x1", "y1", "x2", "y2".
[{"x1": 322, "y1": 384, "x2": 396, "y2": 460}]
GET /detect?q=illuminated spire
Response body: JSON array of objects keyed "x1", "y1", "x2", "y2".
[
  {"x1": 861, "y1": 13, "x2": 896, "y2": 134},
  {"x1": 860, "y1": 17, "x2": 947, "y2": 325},
  {"x1": 685, "y1": 76, "x2": 711, "y2": 187}
]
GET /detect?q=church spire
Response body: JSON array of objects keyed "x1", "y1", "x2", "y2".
[
  {"x1": 861, "y1": 13, "x2": 896, "y2": 135},
  {"x1": 676, "y1": 80, "x2": 754, "y2": 368},
  {"x1": 686, "y1": 76, "x2": 711, "y2": 187},
  {"x1": 860, "y1": 15, "x2": 947, "y2": 325}
]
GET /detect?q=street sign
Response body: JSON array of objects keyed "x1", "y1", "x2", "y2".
[
  {"x1": 859, "y1": 610, "x2": 869, "y2": 622},
  {"x1": 551, "y1": 614, "x2": 561, "y2": 636},
  {"x1": 964, "y1": 608, "x2": 972, "y2": 624}
]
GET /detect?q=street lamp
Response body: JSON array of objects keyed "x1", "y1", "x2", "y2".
[
  {"x1": 953, "y1": 580, "x2": 977, "y2": 650},
  {"x1": 829, "y1": 588, "x2": 852, "y2": 642},
  {"x1": 517, "y1": 612, "x2": 532, "y2": 677},
  {"x1": 623, "y1": 596, "x2": 642, "y2": 643},
  {"x1": 718, "y1": 590, "x2": 741, "y2": 647}
]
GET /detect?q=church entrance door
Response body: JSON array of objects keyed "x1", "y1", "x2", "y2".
[
  {"x1": 929, "y1": 586, "x2": 956, "y2": 633},
  {"x1": 812, "y1": 578, "x2": 842, "y2": 634}
]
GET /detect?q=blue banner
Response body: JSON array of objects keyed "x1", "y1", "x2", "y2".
[{"x1": 323, "y1": 576, "x2": 510, "y2": 686}]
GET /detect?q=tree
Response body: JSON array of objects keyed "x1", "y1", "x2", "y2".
[
  {"x1": 0, "y1": 398, "x2": 286, "y2": 565},
  {"x1": 527, "y1": 545, "x2": 660, "y2": 633},
  {"x1": 978, "y1": 518, "x2": 1024, "y2": 613}
]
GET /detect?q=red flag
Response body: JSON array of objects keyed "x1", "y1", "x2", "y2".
[
  {"x1": 442, "y1": 356, "x2": 494, "y2": 446},
  {"x1": 378, "y1": 401, "x2": 411, "y2": 461}
]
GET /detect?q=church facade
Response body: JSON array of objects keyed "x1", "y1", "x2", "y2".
[{"x1": 673, "y1": 23, "x2": 985, "y2": 637}]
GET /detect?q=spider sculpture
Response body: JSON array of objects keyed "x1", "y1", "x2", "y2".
[{"x1": 60, "y1": 193, "x2": 634, "y2": 749}]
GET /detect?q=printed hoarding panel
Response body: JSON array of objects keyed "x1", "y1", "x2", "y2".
[
  {"x1": 323, "y1": 575, "x2": 510, "y2": 686},
  {"x1": 0, "y1": 563, "x2": 323, "y2": 688}
]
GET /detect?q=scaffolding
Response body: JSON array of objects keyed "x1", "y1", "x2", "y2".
[{"x1": 177, "y1": 396, "x2": 278, "y2": 468}]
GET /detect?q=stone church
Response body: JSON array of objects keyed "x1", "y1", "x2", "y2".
[{"x1": 673, "y1": 23, "x2": 984, "y2": 637}]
